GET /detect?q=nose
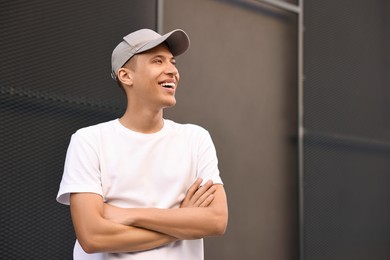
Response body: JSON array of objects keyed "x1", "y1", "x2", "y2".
[{"x1": 165, "y1": 62, "x2": 179, "y2": 76}]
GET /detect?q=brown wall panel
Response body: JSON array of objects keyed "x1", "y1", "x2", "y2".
[{"x1": 163, "y1": 1, "x2": 299, "y2": 259}]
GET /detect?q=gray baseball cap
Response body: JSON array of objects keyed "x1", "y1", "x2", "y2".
[{"x1": 111, "y1": 28, "x2": 190, "y2": 80}]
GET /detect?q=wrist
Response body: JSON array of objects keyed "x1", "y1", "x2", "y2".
[{"x1": 123, "y1": 208, "x2": 137, "y2": 226}]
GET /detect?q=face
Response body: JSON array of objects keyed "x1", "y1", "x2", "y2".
[{"x1": 124, "y1": 44, "x2": 180, "y2": 111}]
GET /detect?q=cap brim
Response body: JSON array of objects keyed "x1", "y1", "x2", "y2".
[{"x1": 137, "y1": 29, "x2": 190, "y2": 57}]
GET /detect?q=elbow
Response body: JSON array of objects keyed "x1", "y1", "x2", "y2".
[
  {"x1": 185, "y1": 216, "x2": 227, "y2": 240},
  {"x1": 77, "y1": 236, "x2": 102, "y2": 254},
  {"x1": 211, "y1": 211, "x2": 228, "y2": 237},
  {"x1": 73, "y1": 221, "x2": 109, "y2": 254},
  {"x1": 81, "y1": 245, "x2": 97, "y2": 254},
  {"x1": 214, "y1": 217, "x2": 228, "y2": 236},
  {"x1": 216, "y1": 223, "x2": 227, "y2": 236},
  {"x1": 79, "y1": 241, "x2": 97, "y2": 254}
]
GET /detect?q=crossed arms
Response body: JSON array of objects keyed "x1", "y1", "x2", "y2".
[{"x1": 70, "y1": 178, "x2": 228, "y2": 254}]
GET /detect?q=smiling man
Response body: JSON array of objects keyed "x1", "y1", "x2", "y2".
[{"x1": 56, "y1": 29, "x2": 228, "y2": 260}]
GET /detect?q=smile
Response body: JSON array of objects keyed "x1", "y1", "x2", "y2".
[{"x1": 160, "y1": 82, "x2": 176, "y2": 89}]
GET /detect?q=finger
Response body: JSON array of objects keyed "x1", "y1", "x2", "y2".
[
  {"x1": 191, "y1": 180, "x2": 214, "y2": 206},
  {"x1": 186, "y1": 178, "x2": 202, "y2": 198},
  {"x1": 181, "y1": 178, "x2": 203, "y2": 207},
  {"x1": 190, "y1": 180, "x2": 213, "y2": 204},
  {"x1": 199, "y1": 194, "x2": 215, "y2": 207},
  {"x1": 193, "y1": 184, "x2": 216, "y2": 206}
]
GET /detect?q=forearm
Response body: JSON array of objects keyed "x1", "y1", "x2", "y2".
[
  {"x1": 77, "y1": 219, "x2": 177, "y2": 253},
  {"x1": 70, "y1": 193, "x2": 178, "y2": 254},
  {"x1": 131, "y1": 207, "x2": 227, "y2": 240},
  {"x1": 106, "y1": 185, "x2": 228, "y2": 240}
]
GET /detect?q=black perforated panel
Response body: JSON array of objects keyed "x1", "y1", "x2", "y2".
[
  {"x1": 0, "y1": 1, "x2": 156, "y2": 258},
  {"x1": 303, "y1": 0, "x2": 390, "y2": 259}
]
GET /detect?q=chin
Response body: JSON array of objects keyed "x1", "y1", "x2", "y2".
[
  {"x1": 164, "y1": 98, "x2": 177, "y2": 108},
  {"x1": 164, "y1": 102, "x2": 176, "y2": 108}
]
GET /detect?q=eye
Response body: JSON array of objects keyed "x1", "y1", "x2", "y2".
[
  {"x1": 154, "y1": 58, "x2": 163, "y2": 64},
  {"x1": 171, "y1": 59, "x2": 177, "y2": 66}
]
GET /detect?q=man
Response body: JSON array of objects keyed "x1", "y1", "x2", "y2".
[{"x1": 56, "y1": 28, "x2": 228, "y2": 259}]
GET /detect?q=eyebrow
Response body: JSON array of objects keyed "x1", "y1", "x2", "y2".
[
  {"x1": 149, "y1": 54, "x2": 177, "y2": 64},
  {"x1": 152, "y1": 54, "x2": 175, "y2": 60}
]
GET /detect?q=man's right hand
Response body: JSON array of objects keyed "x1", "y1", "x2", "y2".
[{"x1": 180, "y1": 178, "x2": 217, "y2": 208}]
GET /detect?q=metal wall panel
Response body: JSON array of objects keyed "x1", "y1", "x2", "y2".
[
  {"x1": 303, "y1": 1, "x2": 390, "y2": 258},
  {"x1": 0, "y1": 1, "x2": 156, "y2": 258}
]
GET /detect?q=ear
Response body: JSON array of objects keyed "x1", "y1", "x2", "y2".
[{"x1": 117, "y1": 68, "x2": 133, "y2": 86}]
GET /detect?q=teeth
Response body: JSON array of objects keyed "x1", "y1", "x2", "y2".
[{"x1": 160, "y1": 82, "x2": 175, "y2": 88}]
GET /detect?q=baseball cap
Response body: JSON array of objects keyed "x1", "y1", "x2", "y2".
[{"x1": 111, "y1": 28, "x2": 190, "y2": 80}]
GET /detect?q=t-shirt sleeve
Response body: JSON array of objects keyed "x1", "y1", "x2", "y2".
[
  {"x1": 56, "y1": 130, "x2": 103, "y2": 205},
  {"x1": 196, "y1": 129, "x2": 223, "y2": 186}
]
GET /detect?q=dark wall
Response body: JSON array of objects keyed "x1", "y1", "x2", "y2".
[
  {"x1": 163, "y1": 0, "x2": 299, "y2": 259},
  {"x1": 0, "y1": 1, "x2": 156, "y2": 258},
  {"x1": 303, "y1": 0, "x2": 390, "y2": 259}
]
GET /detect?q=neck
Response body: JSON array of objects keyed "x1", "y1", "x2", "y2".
[{"x1": 119, "y1": 108, "x2": 164, "y2": 134}]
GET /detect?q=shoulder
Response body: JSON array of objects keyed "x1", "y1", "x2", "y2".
[
  {"x1": 71, "y1": 119, "x2": 117, "y2": 144},
  {"x1": 74, "y1": 119, "x2": 117, "y2": 135},
  {"x1": 164, "y1": 119, "x2": 210, "y2": 137},
  {"x1": 164, "y1": 120, "x2": 215, "y2": 149}
]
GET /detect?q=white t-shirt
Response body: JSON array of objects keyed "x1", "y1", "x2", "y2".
[{"x1": 56, "y1": 119, "x2": 222, "y2": 260}]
